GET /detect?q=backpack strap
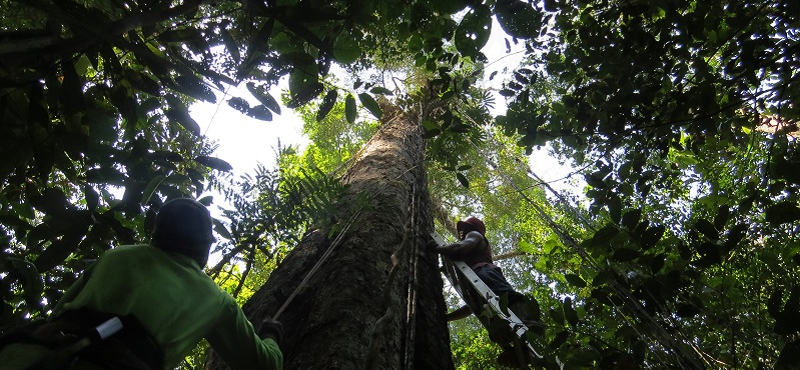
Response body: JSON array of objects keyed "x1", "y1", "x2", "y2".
[{"x1": 54, "y1": 309, "x2": 164, "y2": 370}]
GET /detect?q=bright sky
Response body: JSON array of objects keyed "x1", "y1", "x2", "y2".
[{"x1": 190, "y1": 18, "x2": 582, "y2": 204}]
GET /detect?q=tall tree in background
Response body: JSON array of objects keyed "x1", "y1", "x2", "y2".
[
  {"x1": 0, "y1": 0, "x2": 475, "y2": 323},
  {"x1": 3, "y1": 0, "x2": 800, "y2": 369},
  {"x1": 208, "y1": 98, "x2": 454, "y2": 370}
]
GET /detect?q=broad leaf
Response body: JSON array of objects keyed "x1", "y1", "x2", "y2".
[
  {"x1": 454, "y1": 5, "x2": 492, "y2": 58},
  {"x1": 247, "y1": 83, "x2": 282, "y2": 114},
  {"x1": 317, "y1": 90, "x2": 338, "y2": 122},
  {"x1": 358, "y1": 93, "x2": 382, "y2": 119},
  {"x1": 564, "y1": 273, "x2": 587, "y2": 288},
  {"x1": 195, "y1": 156, "x2": 233, "y2": 172},
  {"x1": 333, "y1": 35, "x2": 361, "y2": 64},
  {"x1": 495, "y1": 0, "x2": 541, "y2": 39},
  {"x1": 345, "y1": 94, "x2": 357, "y2": 123}
]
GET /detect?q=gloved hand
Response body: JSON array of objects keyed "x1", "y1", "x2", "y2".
[{"x1": 258, "y1": 317, "x2": 284, "y2": 346}]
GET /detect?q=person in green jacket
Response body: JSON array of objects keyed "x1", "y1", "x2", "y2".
[{"x1": 0, "y1": 198, "x2": 283, "y2": 370}]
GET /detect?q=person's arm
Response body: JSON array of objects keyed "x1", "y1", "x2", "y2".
[
  {"x1": 206, "y1": 300, "x2": 283, "y2": 370},
  {"x1": 50, "y1": 263, "x2": 96, "y2": 318},
  {"x1": 433, "y1": 231, "x2": 484, "y2": 259},
  {"x1": 446, "y1": 305, "x2": 473, "y2": 321}
]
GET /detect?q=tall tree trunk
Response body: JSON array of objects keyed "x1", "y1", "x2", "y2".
[{"x1": 207, "y1": 102, "x2": 454, "y2": 370}]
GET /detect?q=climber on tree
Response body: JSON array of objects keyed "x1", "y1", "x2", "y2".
[
  {"x1": 432, "y1": 217, "x2": 539, "y2": 323},
  {"x1": 0, "y1": 198, "x2": 283, "y2": 370},
  {"x1": 431, "y1": 216, "x2": 542, "y2": 368}
]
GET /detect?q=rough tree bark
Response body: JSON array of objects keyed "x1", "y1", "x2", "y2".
[{"x1": 206, "y1": 101, "x2": 455, "y2": 370}]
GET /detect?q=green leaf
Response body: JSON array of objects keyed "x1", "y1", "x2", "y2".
[
  {"x1": 725, "y1": 223, "x2": 748, "y2": 249},
  {"x1": 84, "y1": 184, "x2": 99, "y2": 211},
  {"x1": 549, "y1": 330, "x2": 569, "y2": 349},
  {"x1": 158, "y1": 28, "x2": 200, "y2": 43},
  {"x1": 423, "y1": 128, "x2": 441, "y2": 138},
  {"x1": 358, "y1": 93, "x2": 382, "y2": 119},
  {"x1": 612, "y1": 248, "x2": 640, "y2": 262},
  {"x1": 499, "y1": 89, "x2": 515, "y2": 97},
  {"x1": 213, "y1": 218, "x2": 233, "y2": 240},
  {"x1": 141, "y1": 174, "x2": 166, "y2": 206},
  {"x1": 246, "y1": 83, "x2": 282, "y2": 114},
  {"x1": 198, "y1": 195, "x2": 213, "y2": 206},
  {"x1": 34, "y1": 221, "x2": 88, "y2": 272},
  {"x1": 317, "y1": 90, "x2": 338, "y2": 122},
  {"x1": 173, "y1": 74, "x2": 216, "y2": 103},
  {"x1": 694, "y1": 219, "x2": 718, "y2": 240},
  {"x1": 775, "y1": 339, "x2": 800, "y2": 370},
  {"x1": 518, "y1": 240, "x2": 536, "y2": 253},
  {"x1": 621, "y1": 209, "x2": 641, "y2": 230},
  {"x1": 227, "y1": 96, "x2": 251, "y2": 112},
  {"x1": 651, "y1": 253, "x2": 666, "y2": 273},
  {"x1": 333, "y1": 34, "x2": 361, "y2": 64},
  {"x1": 9, "y1": 258, "x2": 43, "y2": 303},
  {"x1": 608, "y1": 194, "x2": 622, "y2": 223},
  {"x1": 456, "y1": 172, "x2": 470, "y2": 188},
  {"x1": 219, "y1": 27, "x2": 240, "y2": 62},
  {"x1": 585, "y1": 171, "x2": 607, "y2": 188},
  {"x1": 370, "y1": 86, "x2": 393, "y2": 95},
  {"x1": 640, "y1": 224, "x2": 665, "y2": 250},
  {"x1": 60, "y1": 61, "x2": 86, "y2": 114},
  {"x1": 564, "y1": 297, "x2": 579, "y2": 327},
  {"x1": 164, "y1": 95, "x2": 201, "y2": 136},
  {"x1": 345, "y1": 94, "x2": 357, "y2": 123},
  {"x1": 590, "y1": 225, "x2": 619, "y2": 248},
  {"x1": 714, "y1": 205, "x2": 730, "y2": 230},
  {"x1": 124, "y1": 70, "x2": 161, "y2": 96},
  {"x1": 195, "y1": 156, "x2": 233, "y2": 172},
  {"x1": 454, "y1": 5, "x2": 492, "y2": 57},
  {"x1": 247, "y1": 105, "x2": 273, "y2": 121},
  {"x1": 424, "y1": 0, "x2": 468, "y2": 14},
  {"x1": 766, "y1": 202, "x2": 800, "y2": 224},
  {"x1": 495, "y1": 0, "x2": 542, "y2": 39},
  {"x1": 166, "y1": 108, "x2": 201, "y2": 135},
  {"x1": 564, "y1": 273, "x2": 587, "y2": 288}
]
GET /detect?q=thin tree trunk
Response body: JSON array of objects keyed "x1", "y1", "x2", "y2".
[{"x1": 207, "y1": 101, "x2": 454, "y2": 370}]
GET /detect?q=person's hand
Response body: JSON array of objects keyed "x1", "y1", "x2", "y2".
[
  {"x1": 258, "y1": 317, "x2": 284, "y2": 346},
  {"x1": 426, "y1": 237, "x2": 440, "y2": 252}
]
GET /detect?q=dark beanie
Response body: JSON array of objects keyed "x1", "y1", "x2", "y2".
[{"x1": 150, "y1": 198, "x2": 214, "y2": 267}]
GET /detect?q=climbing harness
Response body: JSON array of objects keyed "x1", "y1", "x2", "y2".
[
  {"x1": 431, "y1": 232, "x2": 544, "y2": 369},
  {"x1": 23, "y1": 316, "x2": 124, "y2": 370}
]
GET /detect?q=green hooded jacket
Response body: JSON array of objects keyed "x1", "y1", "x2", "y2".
[{"x1": 47, "y1": 244, "x2": 282, "y2": 370}]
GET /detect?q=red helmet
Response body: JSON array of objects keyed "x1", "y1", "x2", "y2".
[{"x1": 457, "y1": 217, "x2": 486, "y2": 236}]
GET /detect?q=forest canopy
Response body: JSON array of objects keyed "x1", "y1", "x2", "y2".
[{"x1": 1, "y1": 0, "x2": 799, "y2": 369}]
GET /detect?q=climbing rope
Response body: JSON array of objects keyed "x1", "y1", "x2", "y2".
[
  {"x1": 365, "y1": 183, "x2": 421, "y2": 370},
  {"x1": 403, "y1": 184, "x2": 420, "y2": 370},
  {"x1": 272, "y1": 210, "x2": 362, "y2": 320}
]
